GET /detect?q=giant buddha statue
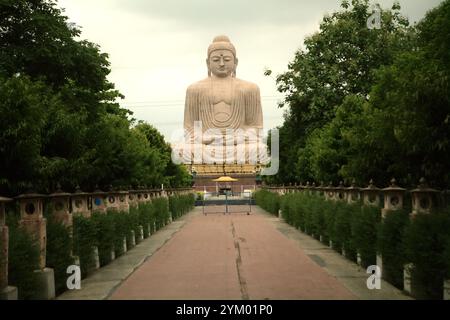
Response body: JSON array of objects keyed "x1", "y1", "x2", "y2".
[{"x1": 180, "y1": 35, "x2": 268, "y2": 175}]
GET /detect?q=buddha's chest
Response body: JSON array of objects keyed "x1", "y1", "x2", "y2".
[
  {"x1": 208, "y1": 81, "x2": 235, "y2": 125},
  {"x1": 210, "y1": 81, "x2": 233, "y2": 105}
]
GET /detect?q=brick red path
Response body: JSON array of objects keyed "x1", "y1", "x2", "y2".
[{"x1": 110, "y1": 207, "x2": 355, "y2": 300}]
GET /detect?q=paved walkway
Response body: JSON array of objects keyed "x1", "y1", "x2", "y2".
[{"x1": 59, "y1": 206, "x2": 411, "y2": 300}]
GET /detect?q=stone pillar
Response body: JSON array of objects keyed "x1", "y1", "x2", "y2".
[
  {"x1": 361, "y1": 179, "x2": 381, "y2": 207},
  {"x1": 324, "y1": 182, "x2": 335, "y2": 201},
  {"x1": 381, "y1": 178, "x2": 406, "y2": 219},
  {"x1": 15, "y1": 192, "x2": 55, "y2": 300},
  {"x1": 335, "y1": 181, "x2": 347, "y2": 201},
  {"x1": 71, "y1": 186, "x2": 90, "y2": 218},
  {"x1": 128, "y1": 190, "x2": 139, "y2": 209},
  {"x1": 346, "y1": 180, "x2": 360, "y2": 204},
  {"x1": 117, "y1": 191, "x2": 130, "y2": 212},
  {"x1": 0, "y1": 197, "x2": 18, "y2": 300},
  {"x1": 91, "y1": 187, "x2": 107, "y2": 214},
  {"x1": 404, "y1": 178, "x2": 439, "y2": 298},
  {"x1": 410, "y1": 178, "x2": 439, "y2": 217},
  {"x1": 379, "y1": 179, "x2": 406, "y2": 282},
  {"x1": 444, "y1": 280, "x2": 450, "y2": 300},
  {"x1": 48, "y1": 186, "x2": 72, "y2": 228}
]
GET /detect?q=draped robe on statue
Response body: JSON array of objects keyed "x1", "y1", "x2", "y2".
[{"x1": 183, "y1": 77, "x2": 267, "y2": 164}]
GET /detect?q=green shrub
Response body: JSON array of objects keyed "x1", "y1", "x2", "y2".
[
  {"x1": 352, "y1": 205, "x2": 380, "y2": 268},
  {"x1": 127, "y1": 207, "x2": 140, "y2": 247},
  {"x1": 255, "y1": 189, "x2": 280, "y2": 215},
  {"x1": 91, "y1": 212, "x2": 115, "y2": 266},
  {"x1": 6, "y1": 211, "x2": 40, "y2": 300},
  {"x1": 152, "y1": 198, "x2": 169, "y2": 230},
  {"x1": 72, "y1": 215, "x2": 96, "y2": 278},
  {"x1": 377, "y1": 209, "x2": 410, "y2": 289},
  {"x1": 107, "y1": 210, "x2": 129, "y2": 257},
  {"x1": 169, "y1": 194, "x2": 195, "y2": 220},
  {"x1": 404, "y1": 210, "x2": 450, "y2": 299},
  {"x1": 45, "y1": 216, "x2": 74, "y2": 295},
  {"x1": 138, "y1": 203, "x2": 153, "y2": 238}
]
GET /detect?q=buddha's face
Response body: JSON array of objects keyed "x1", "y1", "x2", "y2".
[{"x1": 207, "y1": 49, "x2": 237, "y2": 78}]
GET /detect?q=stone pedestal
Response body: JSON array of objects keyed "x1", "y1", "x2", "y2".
[
  {"x1": 403, "y1": 263, "x2": 413, "y2": 295},
  {"x1": 130, "y1": 231, "x2": 136, "y2": 247},
  {"x1": 376, "y1": 254, "x2": 383, "y2": 278},
  {"x1": 444, "y1": 279, "x2": 450, "y2": 300},
  {"x1": 32, "y1": 268, "x2": 55, "y2": 300},
  {"x1": 138, "y1": 226, "x2": 144, "y2": 242},
  {"x1": 357, "y1": 253, "x2": 362, "y2": 266},
  {"x1": 0, "y1": 286, "x2": 18, "y2": 300},
  {"x1": 122, "y1": 238, "x2": 127, "y2": 253},
  {"x1": 93, "y1": 247, "x2": 100, "y2": 270}
]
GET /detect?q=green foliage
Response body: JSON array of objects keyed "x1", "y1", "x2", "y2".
[
  {"x1": 404, "y1": 210, "x2": 450, "y2": 299},
  {"x1": 137, "y1": 203, "x2": 154, "y2": 238},
  {"x1": 377, "y1": 209, "x2": 410, "y2": 289},
  {"x1": 254, "y1": 190, "x2": 280, "y2": 215},
  {"x1": 91, "y1": 212, "x2": 115, "y2": 266},
  {"x1": 270, "y1": 0, "x2": 412, "y2": 184},
  {"x1": 6, "y1": 212, "x2": 40, "y2": 300},
  {"x1": 45, "y1": 216, "x2": 74, "y2": 295},
  {"x1": 351, "y1": 205, "x2": 380, "y2": 267},
  {"x1": 72, "y1": 215, "x2": 96, "y2": 278},
  {"x1": 169, "y1": 194, "x2": 195, "y2": 220},
  {"x1": 152, "y1": 198, "x2": 170, "y2": 230},
  {"x1": 0, "y1": 0, "x2": 191, "y2": 195},
  {"x1": 266, "y1": 0, "x2": 450, "y2": 189}
]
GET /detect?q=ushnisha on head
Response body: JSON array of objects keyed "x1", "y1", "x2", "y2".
[{"x1": 206, "y1": 35, "x2": 238, "y2": 78}]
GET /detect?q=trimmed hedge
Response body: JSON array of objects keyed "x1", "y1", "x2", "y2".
[
  {"x1": 377, "y1": 209, "x2": 410, "y2": 289},
  {"x1": 258, "y1": 190, "x2": 450, "y2": 299},
  {"x1": 254, "y1": 189, "x2": 280, "y2": 215},
  {"x1": 3, "y1": 193, "x2": 194, "y2": 299},
  {"x1": 404, "y1": 210, "x2": 450, "y2": 299},
  {"x1": 45, "y1": 215, "x2": 75, "y2": 295},
  {"x1": 169, "y1": 193, "x2": 195, "y2": 220},
  {"x1": 6, "y1": 210, "x2": 40, "y2": 300},
  {"x1": 72, "y1": 215, "x2": 97, "y2": 278}
]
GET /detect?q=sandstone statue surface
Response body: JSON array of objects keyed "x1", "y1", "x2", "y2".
[{"x1": 180, "y1": 35, "x2": 268, "y2": 166}]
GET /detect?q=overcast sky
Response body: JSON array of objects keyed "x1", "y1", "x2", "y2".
[{"x1": 57, "y1": 0, "x2": 443, "y2": 139}]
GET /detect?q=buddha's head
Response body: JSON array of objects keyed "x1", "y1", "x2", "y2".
[{"x1": 206, "y1": 35, "x2": 238, "y2": 78}]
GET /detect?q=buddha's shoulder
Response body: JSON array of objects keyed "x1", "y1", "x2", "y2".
[
  {"x1": 186, "y1": 78, "x2": 210, "y2": 92},
  {"x1": 234, "y1": 78, "x2": 260, "y2": 92}
]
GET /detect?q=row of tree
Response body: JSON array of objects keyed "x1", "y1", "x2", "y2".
[
  {"x1": 266, "y1": 0, "x2": 450, "y2": 189},
  {"x1": 0, "y1": 0, "x2": 191, "y2": 196}
]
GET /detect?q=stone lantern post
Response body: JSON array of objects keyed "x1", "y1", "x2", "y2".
[
  {"x1": 48, "y1": 185, "x2": 72, "y2": 228},
  {"x1": 410, "y1": 178, "x2": 439, "y2": 216},
  {"x1": 91, "y1": 187, "x2": 107, "y2": 214},
  {"x1": 346, "y1": 180, "x2": 361, "y2": 204},
  {"x1": 106, "y1": 188, "x2": 130, "y2": 213},
  {"x1": 71, "y1": 186, "x2": 90, "y2": 218},
  {"x1": 0, "y1": 196, "x2": 17, "y2": 300},
  {"x1": 128, "y1": 188, "x2": 139, "y2": 209},
  {"x1": 323, "y1": 182, "x2": 335, "y2": 201},
  {"x1": 361, "y1": 180, "x2": 381, "y2": 207},
  {"x1": 381, "y1": 178, "x2": 406, "y2": 219},
  {"x1": 15, "y1": 192, "x2": 55, "y2": 299},
  {"x1": 316, "y1": 182, "x2": 325, "y2": 197},
  {"x1": 335, "y1": 181, "x2": 347, "y2": 201}
]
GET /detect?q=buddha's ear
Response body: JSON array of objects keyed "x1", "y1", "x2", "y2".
[
  {"x1": 235, "y1": 57, "x2": 239, "y2": 67},
  {"x1": 206, "y1": 58, "x2": 211, "y2": 77}
]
